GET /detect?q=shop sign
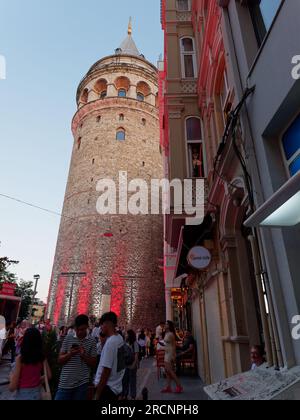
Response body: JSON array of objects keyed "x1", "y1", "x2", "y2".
[{"x1": 187, "y1": 246, "x2": 212, "y2": 270}]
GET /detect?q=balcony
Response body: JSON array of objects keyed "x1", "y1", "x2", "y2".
[{"x1": 177, "y1": 10, "x2": 192, "y2": 22}]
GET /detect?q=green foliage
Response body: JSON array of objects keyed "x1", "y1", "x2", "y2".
[
  {"x1": 15, "y1": 280, "x2": 35, "y2": 320},
  {"x1": 0, "y1": 255, "x2": 19, "y2": 285}
]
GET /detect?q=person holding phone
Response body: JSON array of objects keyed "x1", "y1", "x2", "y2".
[{"x1": 55, "y1": 315, "x2": 97, "y2": 401}]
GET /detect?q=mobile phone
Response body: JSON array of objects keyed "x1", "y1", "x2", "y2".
[{"x1": 71, "y1": 344, "x2": 79, "y2": 350}]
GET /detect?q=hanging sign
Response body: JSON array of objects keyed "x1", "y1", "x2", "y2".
[{"x1": 187, "y1": 246, "x2": 212, "y2": 270}]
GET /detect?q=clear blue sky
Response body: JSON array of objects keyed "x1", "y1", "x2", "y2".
[{"x1": 0, "y1": 0, "x2": 163, "y2": 302}]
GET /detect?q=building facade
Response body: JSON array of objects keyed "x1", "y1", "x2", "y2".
[
  {"x1": 218, "y1": 0, "x2": 300, "y2": 369},
  {"x1": 47, "y1": 26, "x2": 165, "y2": 329},
  {"x1": 161, "y1": 0, "x2": 264, "y2": 384}
]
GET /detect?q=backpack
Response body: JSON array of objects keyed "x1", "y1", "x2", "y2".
[{"x1": 123, "y1": 343, "x2": 135, "y2": 367}]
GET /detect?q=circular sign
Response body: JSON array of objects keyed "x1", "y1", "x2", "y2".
[{"x1": 187, "y1": 246, "x2": 212, "y2": 270}]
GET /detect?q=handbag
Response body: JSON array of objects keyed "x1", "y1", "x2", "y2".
[{"x1": 41, "y1": 360, "x2": 52, "y2": 401}]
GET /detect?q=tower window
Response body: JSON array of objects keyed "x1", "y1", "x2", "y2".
[
  {"x1": 100, "y1": 91, "x2": 107, "y2": 99},
  {"x1": 97, "y1": 116, "x2": 101, "y2": 123},
  {"x1": 142, "y1": 118, "x2": 146, "y2": 126},
  {"x1": 136, "y1": 81, "x2": 151, "y2": 101},
  {"x1": 94, "y1": 78, "x2": 108, "y2": 99},
  {"x1": 118, "y1": 89, "x2": 127, "y2": 98},
  {"x1": 119, "y1": 114, "x2": 125, "y2": 121},
  {"x1": 80, "y1": 88, "x2": 89, "y2": 104},
  {"x1": 137, "y1": 93, "x2": 145, "y2": 102},
  {"x1": 77, "y1": 137, "x2": 82, "y2": 150},
  {"x1": 92, "y1": 158, "x2": 95, "y2": 165},
  {"x1": 116, "y1": 128, "x2": 126, "y2": 141}
]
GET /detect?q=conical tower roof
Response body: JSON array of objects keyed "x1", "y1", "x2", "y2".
[{"x1": 116, "y1": 18, "x2": 141, "y2": 57}]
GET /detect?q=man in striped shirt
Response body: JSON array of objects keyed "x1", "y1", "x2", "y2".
[{"x1": 55, "y1": 314, "x2": 97, "y2": 401}]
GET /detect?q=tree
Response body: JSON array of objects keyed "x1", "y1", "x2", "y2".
[
  {"x1": 0, "y1": 256, "x2": 19, "y2": 285},
  {"x1": 15, "y1": 280, "x2": 35, "y2": 320}
]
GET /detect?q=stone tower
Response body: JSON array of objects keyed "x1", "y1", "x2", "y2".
[{"x1": 47, "y1": 24, "x2": 165, "y2": 329}]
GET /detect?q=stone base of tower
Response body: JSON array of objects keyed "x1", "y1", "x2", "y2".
[{"x1": 47, "y1": 214, "x2": 166, "y2": 330}]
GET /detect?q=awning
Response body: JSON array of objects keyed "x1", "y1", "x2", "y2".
[{"x1": 244, "y1": 172, "x2": 300, "y2": 227}]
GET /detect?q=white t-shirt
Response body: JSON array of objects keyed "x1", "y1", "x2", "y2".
[{"x1": 94, "y1": 334, "x2": 125, "y2": 395}]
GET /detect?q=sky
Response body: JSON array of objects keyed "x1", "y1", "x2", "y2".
[{"x1": 0, "y1": 0, "x2": 163, "y2": 302}]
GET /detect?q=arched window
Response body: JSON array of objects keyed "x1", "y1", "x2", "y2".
[
  {"x1": 119, "y1": 114, "x2": 125, "y2": 122},
  {"x1": 142, "y1": 118, "x2": 146, "y2": 126},
  {"x1": 136, "y1": 81, "x2": 151, "y2": 100},
  {"x1": 118, "y1": 89, "x2": 127, "y2": 98},
  {"x1": 80, "y1": 88, "x2": 89, "y2": 104},
  {"x1": 186, "y1": 117, "x2": 205, "y2": 178},
  {"x1": 180, "y1": 37, "x2": 197, "y2": 79},
  {"x1": 137, "y1": 93, "x2": 145, "y2": 102},
  {"x1": 100, "y1": 91, "x2": 107, "y2": 99},
  {"x1": 116, "y1": 128, "x2": 126, "y2": 141},
  {"x1": 94, "y1": 79, "x2": 108, "y2": 99},
  {"x1": 115, "y1": 76, "x2": 130, "y2": 97}
]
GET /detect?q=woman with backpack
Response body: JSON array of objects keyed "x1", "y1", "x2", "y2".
[
  {"x1": 9, "y1": 328, "x2": 52, "y2": 400},
  {"x1": 121, "y1": 330, "x2": 139, "y2": 400}
]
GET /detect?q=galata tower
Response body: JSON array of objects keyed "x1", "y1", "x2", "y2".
[{"x1": 47, "y1": 22, "x2": 165, "y2": 329}]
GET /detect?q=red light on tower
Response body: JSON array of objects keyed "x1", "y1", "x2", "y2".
[{"x1": 103, "y1": 233, "x2": 114, "y2": 238}]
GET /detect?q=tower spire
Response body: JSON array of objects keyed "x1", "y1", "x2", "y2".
[{"x1": 128, "y1": 17, "x2": 132, "y2": 35}]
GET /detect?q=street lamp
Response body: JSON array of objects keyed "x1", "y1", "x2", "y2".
[
  {"x1": 28, "y1": 274, "x2": 40, "y2": 323},
  {"x1": 61, "y1": 272, "x2": 87, "y2": 324}
]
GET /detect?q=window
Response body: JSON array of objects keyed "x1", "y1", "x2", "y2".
[
  {"x1": 249, "y1": 0, "x2": 282, "y2": 46},
  {"x1": 94, "y1": 79, "x2": 108, "y2": 99},
  {"x1": 220, "y1": 70, "x2": 232, "y2": 124},
  {"x1": 137, "y1": 93, "x2": 145, "y2": 102},
  {"x1": 177, "y1": 0, "x2": 190, "y2": 11},
  {"x1": 282, "y1": 114, "x2": 300, "y2": 177},
  {"x1": 77, "y1": 138, "x2": 82, "y2": 150},
  {"x1": 116, "y1": 128, "x2": 126, "y2": 141},
  {"x1": 80, "y1": 88, "x2": 89, "y2": 104},
  {"x1": 180, "y1": 38, "x2": 197, "y2": 78},
  {"x1": 97, "y1": 116, "x2": 101, "y2": 123},
  {"x1": 118, "y1": 89, "x2": 127, "y2": 98},
  {"x1": 92, "y1": 158, "x2": 95, "y2": 164},
  {"x1": 186, "y1": 117, "x2": 205, "y2": 178},
  {"x1": 136, "y1": 81, "x2": 151, "y2": 101},
  {"x1": 142, "y1": 118, "x2": 146, "y2": 126},
  {"x1": 100, "y1": 91, "x2": 107, "y2": 99},
  {"x1": 119, "y1": 114, "x2": 124, "y2": 122}
]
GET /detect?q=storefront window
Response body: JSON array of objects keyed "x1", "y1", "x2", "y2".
[
  {"x1": 249, "y1": 0, "x2": 282, "y2": 45},
  {"x1": 282, "y1": 114, "x2": 300, "y2": 177}
]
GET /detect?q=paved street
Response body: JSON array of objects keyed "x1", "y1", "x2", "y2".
[
  {"x1": 0, "y1": 356, "x2": 13, "y2": 400},
  {"x1": 0, "y1": 355, "x2": 207, "y2": 401},
  {"x1": 137, "y1": 358, "x2": 207, "y2": 401}
]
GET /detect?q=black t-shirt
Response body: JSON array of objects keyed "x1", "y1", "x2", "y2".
[{"x1": 181, "y1": 336, "x2": 195, "y2": 353}]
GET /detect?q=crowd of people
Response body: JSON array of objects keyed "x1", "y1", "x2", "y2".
[
  {"x1": 1, "y1": 313, "x2": 266, "y2": 401},
  {"x1": 1, "y1": 313, "x2": 197, "y2": 400}
]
